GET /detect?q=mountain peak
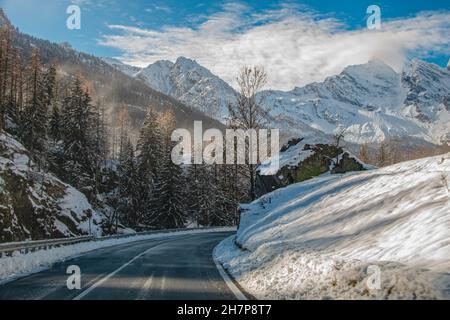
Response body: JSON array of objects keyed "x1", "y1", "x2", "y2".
[
  {"x1": 145, "y1": 59, "x2": 173, "y2": 69},
  {"x1": 174, "y1": 56, "x2": 203, "y2": 70},
  {"x1": 176, "y1": 56, "x2": 196, "y2": 64},
  {"x1": 342, "y1": 59, "x2": 396, "y2": 75}
]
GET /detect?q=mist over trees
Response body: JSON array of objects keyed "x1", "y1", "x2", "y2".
[{"x1": 0, "y1": 25, "x2": 244, "y2": 235}]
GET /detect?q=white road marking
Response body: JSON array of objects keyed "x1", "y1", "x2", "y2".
[
  {"x1": 71, "y1": 233, "x2": 237, "y2": 300},
  {"x1": 72, "y1": 245, "x2": 157, "y2": 300},
  {"x1": 72, "y1": 237, "x2": 189, "y2": 300},
  {"x1": 143, "y1": 274, "x2": 154, "y2": 291},
  {"x1": 161, "y1": 274, "x2": 167, "y2": 292},
  {"x1": 213, "y1": 257, "x2": 248, "y2": 300},
  {"x1": 136, "y1": 272, "x2": 154, "y2": 300}
]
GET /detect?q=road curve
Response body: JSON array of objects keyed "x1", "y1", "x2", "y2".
[{"x1": 0, "y1": 231, "x2": 237, "y2": 300}]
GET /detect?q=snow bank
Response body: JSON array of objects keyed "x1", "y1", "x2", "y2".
[
  {"x1": 0, "y1": 227, "x2": 235, "y2": 283},
  {"x1": 215, "y1": 153, "x2": 450, "y2": 299}
]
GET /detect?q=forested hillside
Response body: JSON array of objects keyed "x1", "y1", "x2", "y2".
[{"x1": 0, "y1": 12, "x2": 244, "y2": 242}]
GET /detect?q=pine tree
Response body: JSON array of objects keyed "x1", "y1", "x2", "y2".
[
  {"x1": 148, "y1": 110, "x2": 186, "y2": 229},
  {"x1": 60, "y1": 76, "x2": 96, "y2": 194},
  {"x1": 21, "y1": 48, "x2": 47, "y2": 154},
  {"x1": 49, "y1": 103, "x2": 61, "y2": 142},
  {"x1": 117, "y1": 136, "x2": 139, "y2": 228},
  {"x1": 136, "y1": 106, "x2": 161, "y2": 180},
  {"x1": 196, "y1": 164, "x2": 217, "y2": 226},
  {"x1": 185, "y1": 163, "x2": 202, "y2": 226},
  {"x1": 135, "y1": 106, "x2": 162, "y2": 225},
  {"x1": 43, "y1": 63, "x2": 56, "y2": 109},
  {"x1": 211, "y1": 163, "x2": 239, "y2": 226},
  {"x1": 184, "y1": 143, "x2": 243, "y2": 227}
]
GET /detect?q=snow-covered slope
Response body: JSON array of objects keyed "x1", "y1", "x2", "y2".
[
  {"x1": 101, "y1": 57, "x2": 140, "y2": 77},
  {"x1": 136, "y1": 60, "x2": 175, "y2": 94},
  {"x1": 215, "y1": 153, "x2": 450, "y2": 299},
  {"x1": 107, "y1": 57, "x2": 237, "y2": 121},
  {"x1": 0, "y1": 133, "x2": 104, "y2": 242},
  {"x1": 263, "y1": 59, "x2": 450, "y2": 145}
]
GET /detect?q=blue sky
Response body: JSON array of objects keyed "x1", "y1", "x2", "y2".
[{"x1": 1, "y1": 0, "x2": 449, "y2": 89}]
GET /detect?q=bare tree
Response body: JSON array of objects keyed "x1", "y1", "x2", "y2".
[
  {"x1": 228, "y1": 66, "x2": 269, "y2": 200},
  {"x1": 333, "y1": 128, "x2": 347, "y2": 167},
  {"x1": 378, "y1": 142, "x2": 389, "y2": 166},
  {"x1": 359, "y1": 143, "x2": 369, "y2": 163}
]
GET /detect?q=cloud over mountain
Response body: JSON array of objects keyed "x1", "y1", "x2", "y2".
[{"x1": 99, "y1": 3, "x2": 450, "y2": 90}]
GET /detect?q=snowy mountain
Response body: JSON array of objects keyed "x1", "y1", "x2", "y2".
[
  {"x1": 263, "y1": 59, "x2": 450, "y2": 145},
  {"x1": 106, "y1": 57, "x2": 237, "y2": 121},
  {"x1": 106, "y1": 56, "x2": 450, "y2": 147},
  {"x1": 215, "y1": 153, "x2": 450, "y2": 299}
]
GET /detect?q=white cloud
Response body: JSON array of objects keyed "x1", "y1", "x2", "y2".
[
  {"x1": 145, "y1": 4, "x2": 172, "y2": 14},
  {"x1": 99, "y1": 3, "x2": 450, "y2": 90}
]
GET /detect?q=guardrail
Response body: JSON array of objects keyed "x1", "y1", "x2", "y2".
[
  {"x1": 0, "y1": 227, "x2": 230, "y2": 258},
  {"x1": 0, "y1": 236, "x2": 95, "y2": 258}
]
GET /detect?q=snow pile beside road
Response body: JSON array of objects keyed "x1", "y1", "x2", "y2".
[
  {"x1": 215, "y1": 154, "x2": 450, "y2": 299},
  {"x1": 0, "y1": 227, "x2": 235, "y2": 283}
]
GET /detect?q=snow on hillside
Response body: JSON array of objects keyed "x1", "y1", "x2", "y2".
[
  {"x1": 136, "y1": 60, "x2": 175, "y2": 94},
  {"x1": 215, "y1": 153, "x2": 450, "y2": 299},
  {"x1": 101, "y1": 57, "x2": 140, "y2": 77},
  {"x1": 0, "y1": 132, "x2": 104, "y2": 241}
]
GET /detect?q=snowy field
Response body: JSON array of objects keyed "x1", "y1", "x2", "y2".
[
  {"x1": 215, "y1": 154, "x2": 450, "y2": 300},
  {"x1": 0, "y1": 227, "x2": 235, "y2": 284}
]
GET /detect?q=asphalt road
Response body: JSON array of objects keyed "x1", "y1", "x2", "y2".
[{"x1": 0, "y1": 231, "x2": 237, "y2": 300}]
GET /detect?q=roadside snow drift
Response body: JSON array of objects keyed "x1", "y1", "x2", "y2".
[{"x1": 215, "y1": 153, "x2": 450, "y2": 299}]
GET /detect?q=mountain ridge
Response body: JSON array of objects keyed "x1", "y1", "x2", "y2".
[{"x1": 106, "y1": 56, "x2": 450, "y2": 146}]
